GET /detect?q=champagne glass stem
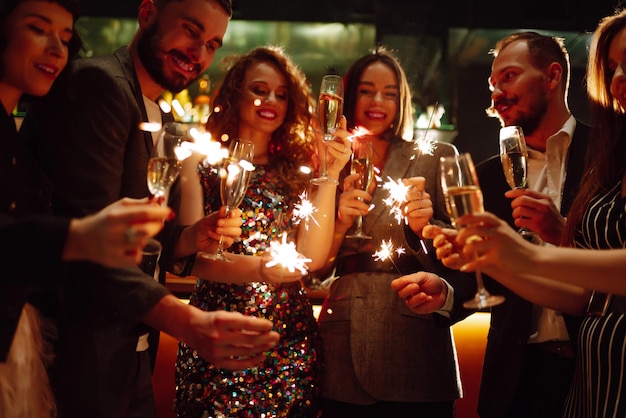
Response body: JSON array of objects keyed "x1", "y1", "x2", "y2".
[
  {"x1": 322, "y1": 143, "x2": 329, "y2": 179},
  {"x1": 354, "y1": 214, "x2": 363, "y2": 232},
  {"x1": 214, "y1": 206, "x2": 231, "y2": 256}
]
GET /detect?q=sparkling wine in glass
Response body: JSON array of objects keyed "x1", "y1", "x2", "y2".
[
  {"x1": 147, "y1": 122, "x2": 187, "y2": 203},
  {"x1": 440, "y1": 153, "x2": 505, "y2": 309},
  {"x1": 346, "y1": 140, "x2": 374, "y2": 239},
  {"x1": 499, "y1": 126, "x2": 534, "y2": 239},
  {"x1": 203, "y1": 139, "x2": 255, "y2": 262},
  {"x1": 311, "y1": 74, "x2": 343, "y2": 185}
]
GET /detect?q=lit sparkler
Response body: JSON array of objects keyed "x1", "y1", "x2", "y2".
[
  {"x1": 292, "y1": 191, "x2": 319, "y2": 229},
  {"x1": 382, "y1": 176, "x2": 411, "y2": 224},
  {"x1": 412, "y1": 101, "x2": 439, "y2": 159},
  {"x1": 372, "y1": 239, "x2": 406, "y2": 273},
  {"x1": 347, "y1": 126, "x2": 371, "y2": 142},
  {"x1": 264, "y1": 232, "x2": 311, "y2": 275}
]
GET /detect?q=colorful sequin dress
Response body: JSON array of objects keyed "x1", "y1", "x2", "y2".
[{"x1": 175, "y1": 163, "x2": 321, "y2": 418}]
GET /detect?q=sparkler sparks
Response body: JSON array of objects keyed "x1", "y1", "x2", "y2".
[
  {"x1": 264, "y1": 233, "x2": 311, "y2": 275},
  {"x1": 347, "y1": 126, "x2": 371, "y2": 142},
  {"x1": 382, "y1": 176, "x2": 411, "y2": 224},
  {"x1": 413, "y1": 133, "x2": 436, "y2": 158},
  {"x1": 292, "y1": 191, "x2": 319, "y2": 229},
  {"x1": 372, "y1": 239, "x2": 406, "y2": 273}
]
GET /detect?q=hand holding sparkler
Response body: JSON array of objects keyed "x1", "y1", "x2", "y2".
[
  {"x1": 402, "y1": 176, "x2": 433, "y2": 238},
  {"x1": 391, "y1": 272, "x2": 450, "y2": 314},
  {"x1": 259, "y1": 233, "x2": 311, "y2": 283}
]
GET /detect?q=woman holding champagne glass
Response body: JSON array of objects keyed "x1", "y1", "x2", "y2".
[
  {"x1": 315, "y1": 45, "x2": 475, "y2": 417},
  {"x1": 176, "y1": 45, "x2": 351, "y2": 417}
]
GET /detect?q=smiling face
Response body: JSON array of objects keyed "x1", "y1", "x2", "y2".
[
  {"x1": 237, "y1": 60, "x2": 288, "y2": 142},
  {"x1": 353, "y1": 61, "x2": 399, "y2": 136},
  {"x1": 487, "y1": 39, "x2": 549, "y2": 134},
  {"x1": 136, "y1": 0, "x2": 229, "y2": 94},
  {"x1": 0, "y1": 0, "x2": 73, "y2": 112}
]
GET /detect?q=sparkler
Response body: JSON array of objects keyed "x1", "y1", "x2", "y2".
[
  {"x1": 292, "y1": 191, "x2": 319, "y2": 230},
  {"x1": 382, "y1": 176, "x2": 411, "y2": 224},
  {"x1": 347, "y1": 126, "x2": 371, "y2": 142},
  {"x1": 372, "y1": 239, "x2": 406, "y2": 274},
  {"x1": 264, "y1": 232, "x2": 311, "y2": 275},
  {"x1": 412, "y1": 101, "x2": 439, "y2": 160},
  {"x1": 139, "y1": 122, "x2": 228, "y2": 165}
]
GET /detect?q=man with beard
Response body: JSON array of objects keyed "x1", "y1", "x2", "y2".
[
  {"x1": 473, "y1": 32, "x2": 590, "y2": 418},
  {"x1": 18, "y1": 1, "x2": 281, "y2": 417}
]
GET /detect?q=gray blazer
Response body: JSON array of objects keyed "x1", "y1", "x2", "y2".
[{"x1": 319, "y1": 139, "x2": 475, "y2": 403}]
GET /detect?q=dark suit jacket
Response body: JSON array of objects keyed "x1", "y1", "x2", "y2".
[
  {"x1": 474, "y1": 121, "x2": 590, "y2": 418},
  {"x1": 20, "y1": 47, "x2": 178, "y2": 417},
  {"x1": 319, "y1": 139, "x2": 476, "y2": 404}
]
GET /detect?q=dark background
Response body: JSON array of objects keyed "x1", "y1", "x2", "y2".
[{"x1": 78, "y1": 0, "x2": 623, "y2": 162}]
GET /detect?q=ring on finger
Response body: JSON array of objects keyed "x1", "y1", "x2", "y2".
[{"x1": 125, "y1": 226, "x2": 137, "y2": 244}]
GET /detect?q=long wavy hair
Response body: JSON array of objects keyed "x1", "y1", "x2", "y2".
[
  {"x1": 0, "y1": 0, "x2": 82, "y2": 79},
  {"x1": 206, "y1": 45, "x2": 317, "y2": 193},
  {"x1": 342, "y1": 45, "x2": 414, "y2": 141},
  {"x1": 562, "y1": 8, "x2": 626, "y2": 246}
]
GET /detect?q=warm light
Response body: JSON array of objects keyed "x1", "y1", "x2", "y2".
[
  {"x1": 158, "y1": 98, "x2": 172, "y2": 114},
  {"x1": 372, "y1": 239, "x2": 405, "y2": 273},
  {"x1": 382, "y1": 176, "x2": 410, "y2": 224},
  {"x1": 171, "y1": 99, "x2": 185, "y2": 118},
  {"x1": 348, "y1": 126, "x2": 371, "y2": 141},
  {"x1": 264, "y1": 232, "x2": 311, "y2": 274},
  {"x1": 292, "y1": 191, "x2": 319, "y2": 229},
  {"x1": 139, "y1": 122, "x2": 162, "y2": 132}
]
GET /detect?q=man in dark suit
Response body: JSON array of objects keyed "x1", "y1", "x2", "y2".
[
  {"x1": 475, "y1": 32, "x2": 589, "y2": 418},
  {"x1": 19, "y1": 0, "x2": 280, "y2": 417}
]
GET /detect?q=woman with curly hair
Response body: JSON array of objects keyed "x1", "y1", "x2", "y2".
[{"x1": 175, "y1": 45, "x2": 351, "y2": 417}]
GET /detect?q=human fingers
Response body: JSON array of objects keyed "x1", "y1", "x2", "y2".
[
  {"x1": 404, "y1": 177, "x2": 426, "y2": 198},
  {"x1": 260, "y1": 258, "x2": 307, "y2": 284},
  {"x1": 404, "y1": 191, "x2": 433, "y2": 219},
  {"x1": 422, "y1": 224, "x2": 443, "y2": 239},
  {"x1": 390, "y1": 275, "x2": 417, "y2": 292}
]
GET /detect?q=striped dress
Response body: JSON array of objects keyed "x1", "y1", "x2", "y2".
[{"x1": 563, "y1": 181, "x2": 626, "y2": 418}]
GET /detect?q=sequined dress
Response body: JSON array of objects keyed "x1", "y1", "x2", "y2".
[
  {"x1": 175, "y1": 164, "x2": 321, "y2": 418},
  {"x1": 562, "y1": 181, "x2": 626, "y2": 418}
]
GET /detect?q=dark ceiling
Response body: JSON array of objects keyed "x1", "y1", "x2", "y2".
[
  {"x1": 78, "y1": 0, "x2": 625, "y2": 162},
  {"x1": 81, "y1": 0, "x2": 621, "y2": 34}
]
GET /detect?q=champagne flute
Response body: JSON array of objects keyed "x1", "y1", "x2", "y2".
[
  {"x1": 145, "y1": 122, "x2": 188, "y2": 276},
  {"x1": 440, "y1": 153, "x2": 505, "y2": 309},
  {"x1": 499, "y1": 126, "x2": 534, "y2": 239},
  {"x1": 311, "y1": 74, "x2": 343, "y2": 185},
  {"x1": 346, "y1": 139, "x2": 374, "y2": 239},
  {"x1": 203, "y1": 139, "x2": 255, "y2": 262},
  {"x1": 147, "y1": 122, "x2": 187, "y2": 203}
]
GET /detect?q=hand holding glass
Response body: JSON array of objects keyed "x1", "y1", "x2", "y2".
[
  {"x1": 440, "y1": 153, "x2": 505, "y2": 309},
  {"x1": 311, "y1": 74, "x2": 343, "y2": 184},
  {"x1": 145, "y1": 122, "x2": 187, "y2": 276},
  {"x1": 203, "y1": 140, "x2": 255, "y2": 262},
  {"x1": 499, "y1": 126, "x2": 534, "y2": 239},
  {"x1": 147, "y1": 122, "x2": 187, "y2": 203},
  {"x1": 346, "y1": 140, "x2": 374, "y2": 239}
]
